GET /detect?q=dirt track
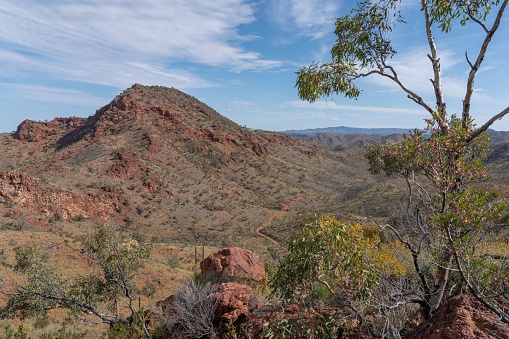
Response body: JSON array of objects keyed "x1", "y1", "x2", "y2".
[{"x1": 255, "y1": 197, "x2": 306, "y2": 244}]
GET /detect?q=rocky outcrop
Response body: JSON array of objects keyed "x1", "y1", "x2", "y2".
[
  {"x1": 406, "y1": 295, "x2": 509, "y2": 339},
  {"x1": 15, "y1": 117, "x2": 86, "y2": 142},
  {"x1": 0, "y1": 171, "x2": 130, "y2": 221},
  {"x1": 211, "y1": 282, "x2": 253, "y2": 333},
  {"x1": 200, "y1": 247, "x2": 266, "y2": 283},
  {"x1": 106, "y1": 149, "x2": 145, "y2": 179},
  {"x1": 106, "y1": 149, "x2": 161, "y2": 193}
]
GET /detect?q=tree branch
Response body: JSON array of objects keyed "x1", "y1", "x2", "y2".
[
  {"x1": 464, "y1": 51, "x2": 474, "y2": 69},
  {"x1": 423, "y1": 1, "x2": 446, "y2": 117},
  {"x1": 381, "y1": 65, "x2": 435, "y2": 114},
  {"x1": 465, "y1": 4, "x2": 490, "y2": 33},
  {"x1": 468, "y1": 106, "x2": 509, "y2": 141},
  {"x1": 365, "y1": 216, "x2": 432, "y2": 313},
  {"x1": 445, "y1": 224, "x2": 509, "y2": 324},
  {"x1": 6, "y1": 283, "x2": 123, "y2": 325},
  {"x1": 479, "y1": 253, "x2": 509, "y2": 260},
  {"x1": 462, "y1": 0, "x2": 509, "y2": 128}
]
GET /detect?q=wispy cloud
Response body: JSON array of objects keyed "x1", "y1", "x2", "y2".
[
  {"x1": 270, "y1": 0, "x2": 341, "y2": 39},
  {"x1": 284, "y1": 100, "x2": 425, "y2": 115},
  {"x1": 0, "y1": 83, "x2": 107, "y2": 107},
  {"x1": 0, "y1": 0, "x2": 281, "y2": 90}
]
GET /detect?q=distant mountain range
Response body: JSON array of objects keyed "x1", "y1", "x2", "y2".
[
  {"x1": 285, "y1": 125, "x2": 509, "y2": 140},
  {"x1": 284, "y1": 125, "x2": 509, "y2": 148},
  {"x1": 284, "y1": 126, "x2": 412, "y2": 136}
]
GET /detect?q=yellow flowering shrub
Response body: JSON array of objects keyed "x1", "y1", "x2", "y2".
[{"x1": 270, "y1": 216, "x2": 407, "y2": 302}]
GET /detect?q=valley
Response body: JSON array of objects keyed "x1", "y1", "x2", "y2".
[{"x1": 0, "y1": 84, "x2": 508, "y2": 336}]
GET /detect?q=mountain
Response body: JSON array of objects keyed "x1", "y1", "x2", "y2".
[
  {"x1": 285, "y1": 126, "x2": 509, "y2": 176},
  {"x1": 284, "y1": 125, "x2": 411, "y2": 136},
  {"x1": 2, "y1": 85, "x2": 508, "y2": 247},
  {"x1": 0, "y1": 84, "x2": 383, "y2": 249},
  {"x1": 1, "y1": 84, "x2": 508, "y2": 334}
]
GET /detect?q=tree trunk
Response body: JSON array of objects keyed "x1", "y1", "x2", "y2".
[{"x1": 428, "y1": 250, "x2": 454, "y2": 315}]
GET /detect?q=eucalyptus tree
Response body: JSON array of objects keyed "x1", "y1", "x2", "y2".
[
  {"x1": 296, "y1": 0, "x2": 509, "y2": 324},
  {"x1": 0, "y1": 225, "x2": 152, "y2": 337}
]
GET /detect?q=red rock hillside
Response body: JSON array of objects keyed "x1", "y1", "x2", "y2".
[{"x1": 0, "y1": 84, "x2": 370, "y2": 245}]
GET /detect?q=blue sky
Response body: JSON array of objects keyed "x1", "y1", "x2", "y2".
[{"x1": 1, "y1": 0, "x2": 508, "y2": 133}]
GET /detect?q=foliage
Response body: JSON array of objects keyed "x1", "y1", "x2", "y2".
[
  {"x1": 103, "y1": 310, "x2": 149, "y2": 339},
  {"x1": 429, "y1": 0, "x2": 504, "y2": 32},
  {"x1": 0, "y1": 324, "x2": 87, "y2": 339},
  {"x1": 221, "y1": 322, "x2": 243, "y2": 339},
  {"x1": 366, "y1": 116, "x2": 507, "y2": 318},
  {"x1": 0, "y1": 224, "x2": 152, "y2": 336},
  {"x1": 262, "y1": 312, "x2": 341, "y2": 339},
  {"x1": 294, "y1": 0, "x2": 509, "y2": 327},
  {"x1": 270, "y1": 216, "x2": 405, "y2": 303},
  {"x1": 0, "y1": 325, "x2": 28, "y2": 339},
  {"x1": 296, "y1": 0, "x2": 402, "y2": 102}
]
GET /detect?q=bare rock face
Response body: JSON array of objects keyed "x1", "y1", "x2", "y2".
[
  {"x1": 200, "y1": 247, "x2": 266, "y2": 283},
  {"x1": 0, "y1": 171, "x2": 130, "y2": 221},
  {"x1": 15, "y1": 117, "x2": 86, "y2": 142},
  {"x1": 406, "y1": 295, "x2": 509, "y2": 339},
  {"x1": 211, "y1": 282, "x2": 253, "y2": 332}
]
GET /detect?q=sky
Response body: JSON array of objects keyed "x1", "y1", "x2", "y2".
[{"x1": 1, "y1": 0, "x2": 508, "y2": 133}]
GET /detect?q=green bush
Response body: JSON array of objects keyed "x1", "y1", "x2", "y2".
[{"x1": 262, "y1": 312, "x2": 341, "y2": 339}]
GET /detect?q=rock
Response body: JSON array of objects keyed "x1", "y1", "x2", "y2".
[
  {"x1": 211, "y1": 282, "x2": 253, "y2": 334},
  {"x1": 106, "y1": 149, "x2": 144, "y2": 179},
  {"x1": 0, "y1": 171, "x2": 131, "y2": 221},
  {"x1": 200, "y1": 247, "x2": 266, "y2": 283},
  {"x1": 15, "y1": 117, "x2": 86, "y2": 142},
  {"x1": 405, "y1": 295, "x2": 509, "y2": 339}
]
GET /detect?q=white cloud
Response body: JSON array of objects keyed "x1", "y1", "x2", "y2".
[
  {"x1": 232, "y1": 100, "x2": 265, "y2": 113},
  {"x1": 285, "y1": 100, "x2": 425, "y2": 115},
  {"x1": 365, "y1": 48, "x2": 463, "y2": 96},
  {"x1": 362, "y1": 47, "x2": 501, "y2": 115},
  {"x1": 270, "y1": 0, "x2": 340, "y2": 39},
  {"x1": 0, "y1": 83, "x2": 107, "y2": 107},
  {"x1": 0, "y1": 0, "x2": 281, "y2": 89}
]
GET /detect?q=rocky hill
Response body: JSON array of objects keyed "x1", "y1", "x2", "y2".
[
  {"x1": 0, "y1": 84, "x2": 381, "y2": 249},
  {"x1": 1, "y1": 84, "x2": 508, "y2": 336}
]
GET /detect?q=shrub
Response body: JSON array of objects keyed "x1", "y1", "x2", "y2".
[
  {"x1": 262, "y1": 312, "x2": 341, "y2": 339},
  {"x1": 159, "y1": 279, "x2": 217, "y2": 339}
]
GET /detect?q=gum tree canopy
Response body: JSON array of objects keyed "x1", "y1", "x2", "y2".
[
  {"x1": 294, "y1": 0, "x2": 509, "y2": 327},
  {"x1": 296, "y1": 0, "x2": 509, "y2": 137}
]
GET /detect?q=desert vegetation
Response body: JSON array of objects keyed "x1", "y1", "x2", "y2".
[{"x1": 1, "y1": 0, "x2": 509, "y2": 338}]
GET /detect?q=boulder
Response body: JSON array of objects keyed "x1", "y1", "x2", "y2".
[
  {"x1": 200, "y1": 247, "x2": 266, "y2": 283},
  {"x1": 405, "y1": 295, "x2": 509, "y2": 339},
  {"x1": 211, "y1": 282, "x2": 253, "y2": 334}
]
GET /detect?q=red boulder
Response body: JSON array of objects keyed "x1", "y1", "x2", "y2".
[{"x1": 200, "y1": 247, "x2": 266, "y2": 283}]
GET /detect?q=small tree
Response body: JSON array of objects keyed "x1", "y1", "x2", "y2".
[
  {"x1": 0, "y1": 224, "x2": 152, "y2": 337},
  {"x1": 366, "y1": 115, "x2": 508, "y2": 321},
  {"x1": 295, "y1": 0, "x2": 509, "y2": 322},
  {"x1": 270, "y1": 216, "x2": 406, "y2": 336}
]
